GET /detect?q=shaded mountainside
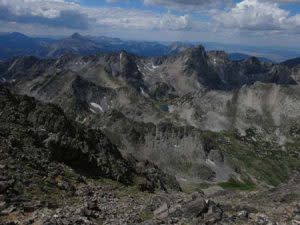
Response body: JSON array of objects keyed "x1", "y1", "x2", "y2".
[
  {"x1": 282, "y1": 57, "x2": 300, "y2": 83},
  {"x1": 282, "y1": 57, "x2": 300, "y2": 68},
  {"x1": 0, "y1": 86, "x2": 180, "y2": 192}
]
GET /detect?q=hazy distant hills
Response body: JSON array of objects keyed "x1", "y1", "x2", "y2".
[
  {"x1": 2, "y1": 32, "x2": 299, "y2": 62},
  {"x1": 0, "y1": 32, "x2": 172, "y2": 59},
  {"x1": 0, "y1": 32, "x2": 51, "y2": 59},
  {"x1": 228, "y1": 52, "x2": 273, "y2": 63}
]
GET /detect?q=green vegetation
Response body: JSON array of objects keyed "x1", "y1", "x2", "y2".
[
  {"x1": 219, "y1": 178, "x2": 256, "y2": 191},
  {"x1": 140, "y1": 210, "x2": 154, "y2": 221},
  {"x1": 181, "y1": 181, "x2": 211, "y2": 194},
  {"x1": 201, "y1": 128, "x2": 300, "y2": 187}
]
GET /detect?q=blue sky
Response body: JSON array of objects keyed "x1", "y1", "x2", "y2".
[{"x1": 0, "y1": 0, "x2": 300, "y2": 48}]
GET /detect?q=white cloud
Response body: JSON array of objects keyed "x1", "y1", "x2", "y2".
[
  {"x1": 215, "y1": 0, "x2": 300, "y2": 32},
  {"x1": 84, "y1": 8, "x2": 191, "y2": 31},
  {"x1": 0, "y1": 0, "x2": 77, "y2": 18},
  {"x1": 143, "y1": 0, "x2": 231, "y2": 9},
  {"x1": 0, "y1": 0, "x2": 300, "y2": 46},
  {"x1": 0, "y1": 0, "x2": 193, "y2": 31}
]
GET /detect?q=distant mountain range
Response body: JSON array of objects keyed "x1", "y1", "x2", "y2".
[
  {"x1": 228, "y1": 52, "x2": 273, "y2": 63},
  {"x1": 1, "y1": 32, "x2": 300, "y2": 63},
  {"x1": 0, "y1": 32, "x2": 172, "y2": 59}
]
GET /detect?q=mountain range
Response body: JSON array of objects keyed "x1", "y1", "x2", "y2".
[
  {"x1": 1, "y1": 45, "x2": 299, "y2": 181},
  {"x1": 0, "y1": 32, "x2": 171, "y2": 59},
  {"x1": 0, "y1": 36, "x2": 300, "y2": 224},
  {"x1": 2, "y1": 32, "x2": 300, "y2": 63}
]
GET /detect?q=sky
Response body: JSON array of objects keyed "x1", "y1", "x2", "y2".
[{"x1": 1, "y1": 0, "x2": 300, "y2": 47}]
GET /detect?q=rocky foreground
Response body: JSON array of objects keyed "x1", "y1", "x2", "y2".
[{"x1": 0, "y1": 85, "x2": 300, "y2": 225}]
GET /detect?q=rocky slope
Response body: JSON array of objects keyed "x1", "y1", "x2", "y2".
[
  {"x1": 0, "y1": 85, "x2": 180, "y2": 191},
  {"x1": 1, "y1": 87, "x2": 299, "y2": 225},
  {"x1": 0, "y1": 42, "x2": 300, "y2": 224}
]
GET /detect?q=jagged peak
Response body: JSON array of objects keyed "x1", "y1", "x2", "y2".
[
  {"x1": 70, "y1": 32, "x2": 85, "y2": 40},
  {"x1": 179, "y1": 45, "x2": 206, "y2": 57},
  {"x1": 244, "y1": 56, "x2": 260, "y2": 64}
]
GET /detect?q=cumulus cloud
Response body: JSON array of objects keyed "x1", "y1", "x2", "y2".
[
  {"x1": 143, "y1": 0, "x2": 233, "y2": 11},
  {"x1": 84, "y1": 8, "x2": 191, "y2": 31},
  {"x1": 0, "y1": 0, "x2": 194, "y2": 31},
  {"x1": 215, "y1": 0, "x2": 300, "y2": 32},
  {"x1": 0, "y1": 0, "x2": 90, "y2": 29},
  {"x1": 0, "y1": 0, "x2": 300, "y2": 45}
]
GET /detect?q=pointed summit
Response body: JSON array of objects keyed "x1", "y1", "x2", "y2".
[
  {"x1": 70, "y1": 32, "x2": 84, "y2": 39},
  {"x1": 245, "y1": 56, "x2": 260, "y2": 64}
]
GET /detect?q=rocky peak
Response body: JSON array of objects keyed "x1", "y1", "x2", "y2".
[
  {"x1": 70, "y1": 32, "x2": 85, "y2": 40},
  {"x1": 117, "y1": 51, "x2": 145, "y2": 89},
  {"x1": 244, "y1": 56, "x2": 261, "y2": 65},
  {"x1": 208, "y1": 50, "x2": 229, "y2": 60},
  {"x1": 181, "y1": 45, "x2": 207, "y2": 60}
]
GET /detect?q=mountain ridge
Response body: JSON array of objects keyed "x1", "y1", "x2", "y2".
[{"x1": 1, "y1": 32, "x2": 299, "y2": 62}]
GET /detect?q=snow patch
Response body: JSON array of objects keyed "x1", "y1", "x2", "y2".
[
  {"x1": 120, "y1": 52, "x2": 124, "y2": 62},
  {"x1": 137, "y1": 65, "x2": 145, "y2": 76},
  {"x1": 137, "y1": 65, "x2": 142, "y2": 72},
  {"x1": 168, "y1": 105, "x2": 175, "y2": 113},
  {"x1": 145, "y1": 63, "x2": 159, "y2": 72},
  {"x1": 206, "y1": 159, "x2": 216, "y2": 166},
  {"x1": 90, "y1": 102, "x2": 104, "y2": 112},
  {"x1": 89, "y1": 108, "x2": 97, "y2": 114},
  {"x1": 152, "y1": 63, "x2": 159, "y2": 69},
  {"x1": 140, "y1": 88, "x2": 149, "y2": 97}
]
